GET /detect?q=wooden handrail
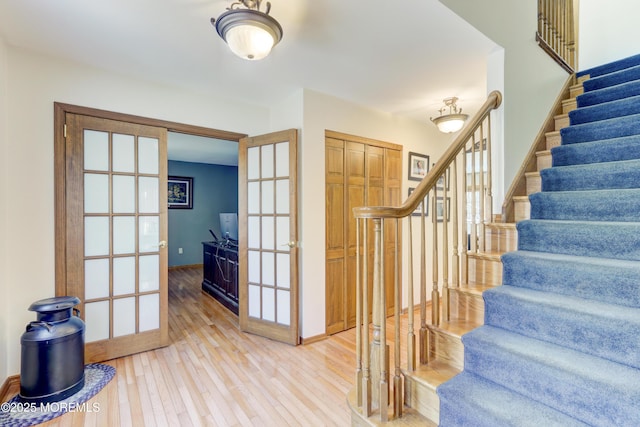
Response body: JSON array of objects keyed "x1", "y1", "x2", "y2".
[
  {"x1": 353, "y1": 90, "x2": 502, "y2": 220},
  {"x1": 351, "y1": 90, "x2": 502, "y2": 422}
]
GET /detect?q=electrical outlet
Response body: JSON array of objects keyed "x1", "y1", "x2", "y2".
[{"x1": 178, "y1": 247, "x2": 183, "y2": 254}]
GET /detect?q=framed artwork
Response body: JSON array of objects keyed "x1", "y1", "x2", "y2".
[
  {"x1": 408, "y1": 152, "x2": 430, "y2": 181},
  {"x1": 408, "y1": 187, "x2": 429, "y2": 216},
  {"x1": 168, "y1": 176, "x2": 193, "y2": 209},
  {"x1": 436, "y1": 197, "x2": 451, "y2": 222}
]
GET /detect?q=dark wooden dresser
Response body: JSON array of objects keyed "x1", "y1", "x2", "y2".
[{"x1": 202, "y1": 241, "x2": 239, "y2": 315}]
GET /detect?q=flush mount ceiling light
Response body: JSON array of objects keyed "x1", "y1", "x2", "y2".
[
  {"x1": 431, "y1": 97, "x2": 469, "y2": 133},
  {"x1": 211, "y1": 0, "x2": 283, "y2": 61}
]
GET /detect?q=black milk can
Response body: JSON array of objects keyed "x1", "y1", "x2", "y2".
[{"x1": 20, "y1": 296, "x2": 85, "y2": 403}]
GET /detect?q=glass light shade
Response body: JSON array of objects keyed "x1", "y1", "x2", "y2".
[
  {"x1": 214, "y1": 9, "x2": 283, "y2": 61},
  {"x1": 432, "y1": 114, "x2": 468, "y2": 133},
  {"x1": 226, "y1": 24, "x2": 274, "y2": 60}
]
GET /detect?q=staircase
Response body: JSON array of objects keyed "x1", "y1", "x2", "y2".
[
  {"x1": 437, "y1": 53, "x2": 640, "y2": 426},
  {"x1": 349, "y1": 53, "x2": 640, "y2": 426}
]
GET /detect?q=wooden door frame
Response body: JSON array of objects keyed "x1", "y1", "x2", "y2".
[{"x1": 53, "y1": 102, "x2": 247, "y2": 295}]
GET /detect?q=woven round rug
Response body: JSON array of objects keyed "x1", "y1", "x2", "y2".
[{"x1": 0, "y1": 363, "x2": 115, "y2": 427}]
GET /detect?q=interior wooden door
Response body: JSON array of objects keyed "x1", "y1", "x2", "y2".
[
  {"x1": 60, "y1": 113, "x2": 169, "y2": 362},
  {"x1": 324, "y1": 131, "x2": 402, "y2": 334},
  {"x1": 238, "y1": 129, "x2": 299, "y2": 345}
]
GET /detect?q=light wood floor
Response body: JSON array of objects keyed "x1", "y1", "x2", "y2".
[{"x1": 34, "y1": 266, "x2": 359, "y2": 426}]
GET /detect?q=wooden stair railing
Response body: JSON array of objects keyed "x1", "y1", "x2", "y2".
[
  {"x1": 351, "y1": 91, "x2": 502, "y2": 422},
  {"x1": 536, "y1": 0, "x2": 578, "y2": 73}
]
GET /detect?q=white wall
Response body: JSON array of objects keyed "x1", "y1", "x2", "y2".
[
  {"x1": 440, "y1": 0, "x2": 568, "y2": 196},
  {"x1": 299, "y1": 89, "x2": 452, "y2": 338},
  {"x1": 0, "y1": 37, "x2": 9, "y2": 384},
  {"x1": 578, "y1": 0, "x2": 640, "y2": 71},
  {"x1": 2, "y1": 46, "x2": 271, "y2": 376}
]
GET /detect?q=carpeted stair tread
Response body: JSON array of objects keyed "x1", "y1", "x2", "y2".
[
  {"x1": 462, "y1": 326, "x2": 640, "y2": 427},
  {"x1": 437, "y1": 371, "x2": 590, "y2": 427},
  {"x1": 582, "y1": 64, "x2": 640, "y2": 92},
  {"x1": 483, "y1": 285, "x2": 640, "y2": 369},
  {"x1": 529, "y1": 189, "x2": 640, "y2": 222},
  {"x1": 569, "y1": 94, "x2": 640, "y2": 125},
  {"x1": 502, "y1": 250, "x2": 640, "y2": 308},
  {"x1": 577, "y1": 53, "x2": 640, "y2": 78},
  {"x1": 517, "y1": 219, "x2": 640, "y2": 261},
  {"x1": 541, "y1": 158, "x2": 640, "y2": 191},
  {"x1": 577, "y1": 79, "x2": 640, "y2": 107},
  {"x1": 551, "y1": 133, "x2": 640, "y2": 166},
  {"x1": 439, "y1": 53, "x2": 640, "y2": 427},
  {"x1": 560, "y1": 113, "x2": 640, "y2": 144}
]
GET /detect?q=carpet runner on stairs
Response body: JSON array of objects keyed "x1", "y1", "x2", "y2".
[{"x1": 437, "y1": 53, "x2": 640, "y2": 426}]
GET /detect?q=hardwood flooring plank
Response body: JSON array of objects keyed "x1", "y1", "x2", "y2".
[{"x1": 29, "y1": 265, "x2": 431, "y2": 426}]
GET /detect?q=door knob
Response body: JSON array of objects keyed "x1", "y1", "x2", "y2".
[{"x1": 158, "y1": 240, "x2": 168, "y2": 249}]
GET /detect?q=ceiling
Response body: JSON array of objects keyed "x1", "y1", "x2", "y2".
[{"x1": 0, "y1": 0, "x2": 499, "y2": 165}]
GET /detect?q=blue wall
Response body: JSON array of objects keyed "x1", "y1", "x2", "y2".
[{"x1": 168, "y1": 161, "x2": 238, "y2": 267}]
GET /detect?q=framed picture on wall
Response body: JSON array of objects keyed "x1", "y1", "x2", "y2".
[
  {"x1": 168, "y1": 176, "x2": 193, "y2": 209},
  {"x1": 408, "y1": 152, "x2": 430, "y2": 181},
  {"x1": 408, "y1": 187, "x2": 429, "y2": 216}
]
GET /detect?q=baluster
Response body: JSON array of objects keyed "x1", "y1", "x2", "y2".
[
  {"x1": 376, "y1": 218, "x2": 389, "y2": 421},
  {"x1": 479, "y1": 127, "x2": 486, "y2": 251},
  {"x1": 393, "y1": 219, "x2": 402, "y2": 417},
  {"x1": 461, "y1": 147, "x2": 468, "y2": 284},
  {"x1": 355, "y1": 218, "x2": 362, "y2": 406},
  {"x1": 407, "y1": 216, "x2": 416, "y2": 371},
  {"x1": 362, "y1": 219, "x2": 371, "y2": 416},
  {"x1": 442, "y1": 167, "x2": 449, "y2": 322},
  {"x1": 432, "y1": 187, "x2": 439, "y2": 327},
  {"x1": 452, "y1": 158, "x2": 460, "y2": 289},
  {"x1": 486, "y1": 116, "x2": 493, "y2": 222},
  {"x1": 471, "y1": 135, "x2": 478, "y2": 252},
  {"x1": 419, "y1": 200, "x2": 428, "y2": 364}
]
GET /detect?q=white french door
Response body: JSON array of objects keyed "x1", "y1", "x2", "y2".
[{"x1": 239, "y1": 129, "x2": 299, "y2": 345}]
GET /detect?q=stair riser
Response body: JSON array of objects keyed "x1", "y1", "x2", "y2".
[
  {"x1": 525, "y1": 174, "x2": 540, "y2": 195},
  {"x1": 428, "y1": 328, "x2": 464, "y2": 371},
  {"x1": 467, "y1": 257, "x2": 502, "y2": 287},
  {"x1": 449, "y1": 289, "x2": 484, "y2": 325},
  {"x1": 569, "y1": 95, "x2": 640, "y2": 125},
  {"x1": 561, "y1": 114, "x2": 640, "y2": 145},
  {"x1": 551, "y1": 135, "x2": 640, "y2": 166},
  {"x1": 502, "y1": 252, "x2": 640, "y2": 308},
  {"x1": 484, "y1": 287, "x2": 640, "y2": 369},
  {"x1": 554, "y1": 115, "x2": 570, "y2": 129},
  {"x1": 577, "y1": 79, "x2": 640, "y2": 107},
  {"x1": 530, "y1": 189, "x2": 640, "y2": 222},
  {"x1": 569, "y1": 84, "x2": 584, "y2": 98},
  {"x1": 485, "y1": 227, "x2": 518, "y2": 253},
  {"x1": 404, "y1": 376, "x2": 440, "y2": 424},
  {"x1": 562, "y1": 99, "x2": 577, "y2": 114},
  {"x1": 545, "y1": 132, "x2": 561, "y2": 150},
  {"x1": 518, "y1": 220, "x2": 640, "y2": 261},
  {"x1": 536, "y1": 152, "x2": 552, "y2": 170},
  {"x1": 513, "y1": 199, "x2": 530, "y2": 222},
  {"x1": 463, "y1": 329, "x2": 640, "y2": 427},
  {"x1": 541, "y1": 160, "x2": 640, "y2": 192}
]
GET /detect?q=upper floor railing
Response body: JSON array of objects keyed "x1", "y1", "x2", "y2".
[
  {"x1": 536, "y1": 0, "x2": 578, "y2": 73},
  {"x1": 350, "y1": 91, "x2": 502, "y2": 422}
]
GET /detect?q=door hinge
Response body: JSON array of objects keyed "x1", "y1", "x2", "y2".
[{"x1": 63, "y1": 124, "x2": 67, "y2": 138}]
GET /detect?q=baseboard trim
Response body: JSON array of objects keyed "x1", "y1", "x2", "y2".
[
  {"x1": 169, "y1": 264, "x2": 203, "y2": 270},
  {"x1": 300, "y1": 333, "x2": 327, "y2": 345},
  {"x1": 1, "y1": 375, "x2": 19, "y2": 403}
]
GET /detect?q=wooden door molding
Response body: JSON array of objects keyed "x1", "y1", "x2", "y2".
[{"x1": 54, "y1": 102, "x2": 247, "y2": 295}]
